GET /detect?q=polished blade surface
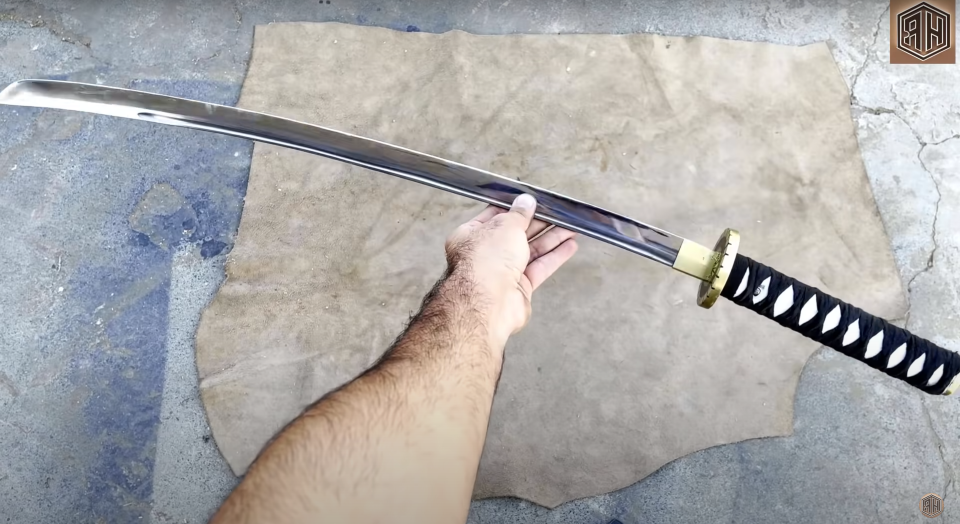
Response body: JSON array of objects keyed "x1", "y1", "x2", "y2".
[{"x1": 0, "y1": 80, "x2": 686, "y2": 268}]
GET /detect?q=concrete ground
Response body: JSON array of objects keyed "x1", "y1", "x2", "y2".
[{"x1": 0, "y1": 0, "x2": 956, "y2": 522}]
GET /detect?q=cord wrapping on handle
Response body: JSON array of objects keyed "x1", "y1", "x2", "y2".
[{"x1": 721, "y1": 254, "x2": 960, "y2": 395}]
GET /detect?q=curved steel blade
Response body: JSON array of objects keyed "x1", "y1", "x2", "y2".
[{"x1": 0, "y1": 80, "x2": 686, "y2": 268}]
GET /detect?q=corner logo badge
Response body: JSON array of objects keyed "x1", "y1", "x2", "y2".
[
  {"x1": 891, "y1": 0, "x2": 956, "y2": 63},
  {"x1": 920, "y1": 493, "x2": 944, "y2": 518},
  {"x1": 899, "y1": 2, "x2": 951, "y2": 59}
]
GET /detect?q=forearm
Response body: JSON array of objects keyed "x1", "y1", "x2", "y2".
[{"x1": 212, "y1": 271, "x2": 503, "y2": 524}]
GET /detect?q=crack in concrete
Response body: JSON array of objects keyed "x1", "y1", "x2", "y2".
[
  {"x1": 0, "y1": 5, "x2": 92, "y2": 48},
  {"x1": 856, "y1": 103, "x2": 924, "y2": 145},
  {"x1": 193, "y1": 51, "x2": 222, "y2": 65},
  {"x1": 0, "y1": 417, "x2": 30, "y2": 435},
  {"x1": 929, "y1": 134, "x2": 960, "y2": 146},
  {"x1": 906, "y1": 142, "x2": 942, "y2": 306},
  {"x1": 855, "y1": 104, "x2": 896, "y2": 116},
  {"x1": 849, "y1": 5, "x2": 888, "y2": 100},
  {"x1": 903, "y1": 134, "x2": 959, "y2": 320},
  {"x1": 904, "y1": 133, "x2": 960, "y2": 332},
  {"x1": 920, "y1": 401, "x2": 956, "y2": 503},
  {"x1": 848, "y1": 3, "x2": 960, "y2": 305},
  {"x1": 233, "y1": 1, "x2": 243, "y2": 27},
  {"x1": 854, "y1": 103, "x2": 960, "y2": 328}
]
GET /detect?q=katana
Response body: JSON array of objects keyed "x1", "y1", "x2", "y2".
[{"x1": 2, "y1": 79, "x2": 957, "y2": 396}]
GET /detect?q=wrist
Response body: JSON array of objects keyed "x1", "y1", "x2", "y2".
[{"x1": 431, "y1": 268, "x2": 509, "y2": 360}]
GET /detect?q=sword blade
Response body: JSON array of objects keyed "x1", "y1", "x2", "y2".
[{"x1": 0, "y1": 80, "x2": 714, "y2": 278}]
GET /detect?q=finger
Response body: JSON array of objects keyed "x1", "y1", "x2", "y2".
[
  {"x1": 525, "y1": 220, "x2": 552, "y2": 241},
  {"x1": 525, "y1": 238, "x2": 579, "y2": 291},
  {"x1": 501, "y1": 193, "x2": 536, "y2": 230},
  {"x1": 469, "y1": 205, "x2": 507, "y2": 224},
  {"x1": 528, "y1": 226, "x2": 577, "y2": 262}
]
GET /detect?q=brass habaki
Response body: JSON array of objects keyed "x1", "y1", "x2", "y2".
[{"x1": 672, "y1": 239, "x2": 720, "y2": 282}]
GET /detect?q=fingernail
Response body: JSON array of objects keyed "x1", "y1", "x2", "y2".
[{"x1": 514, "y1": 193, "x2": 536, "y2": 211}]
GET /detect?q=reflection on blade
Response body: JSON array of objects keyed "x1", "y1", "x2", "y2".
[{"x1": 0, "y1": 80, "x2": 685, "y2": 266}]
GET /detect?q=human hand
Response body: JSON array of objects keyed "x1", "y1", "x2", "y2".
[{"x1": 443, "y1": 194, "x2": 578, "y2": 348}]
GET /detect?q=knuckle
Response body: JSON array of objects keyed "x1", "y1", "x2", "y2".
[{"x1": 487, "y1": 217, "x2": 506, "y2": 230}]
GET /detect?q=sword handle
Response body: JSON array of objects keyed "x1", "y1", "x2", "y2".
[{"x1": 719, "y1": 253, "x2": 960, "y2": 395}]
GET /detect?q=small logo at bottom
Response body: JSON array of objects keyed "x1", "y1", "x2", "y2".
[{"x1": 921, "y1": 493, "x2": 944, "y2": 518}]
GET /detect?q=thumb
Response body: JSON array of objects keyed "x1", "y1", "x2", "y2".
[{"x1": 506, "y1": 193, "x2": 537, "y2": 229}]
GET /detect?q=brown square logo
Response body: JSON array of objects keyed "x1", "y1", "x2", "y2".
[{"x1": 891, "y1": 0, "x2": 956, "y2": 63}]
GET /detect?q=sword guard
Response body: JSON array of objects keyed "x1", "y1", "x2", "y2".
[{"x1": 696, "y1": 228, "x2": 740, "y2": 309}]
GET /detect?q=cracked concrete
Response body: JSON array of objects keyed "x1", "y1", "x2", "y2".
[
  {"x1": 856, "y1": 112, "x2": 938, "y2": 288},
  {"x1": 0, "y1": 4, "x2": 91, "y2": 48},
  {"x1": 911, "y1": 142, "x2": 942, "y2": 299},
  {"x1": 849, "y1": 5, "x2": 889, "y2": 102},
  {"x1": 849, "y1": 9, "x2": 960, "y2": 522},
  {"x1": 922, "y1": 401, "x2": 954, "y2": 499},
  {"x1": 0, "y1": 1, "x2": 957, "y2": 522},
  {"x1": 913, "y1": 136, "x2": 960, "y2": 522},
  {"x1": 854, "y1": 9, "x2": 960, "y2": 144},
  {"x1": 852, "y1": 8, "x2": 955, "y2": 307}
]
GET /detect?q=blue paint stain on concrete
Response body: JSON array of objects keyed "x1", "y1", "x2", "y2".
[
  {"x1": 200, "y1": 239, "x2": 229, "y2": 258},
  {"x1": 126, "y1": 79, "x2": 253, "y2": 256},
  {"x1": 18, "y1": 75, "x2": 254, "y2": 519},
  {"x1": 133, "y1": 231, "x2": 155, "y2": 247},
  {"x1": 406, "y1": 24, "x2": 421, "y2": 32},
  {"x1": 67, "y1": 259, "x2": 171, "y2": 520},
  {"x1": 129, "y1": 184, "x2": 200, "y2": 250}
]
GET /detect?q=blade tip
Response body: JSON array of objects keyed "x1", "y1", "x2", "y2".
[{"x1": 0, "y1": 79, "x2": 50, "y2": 106}]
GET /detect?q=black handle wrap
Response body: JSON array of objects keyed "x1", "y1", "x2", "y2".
[{"x1": 721, "y1": 254, "x2": 960, "y2": 395}]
